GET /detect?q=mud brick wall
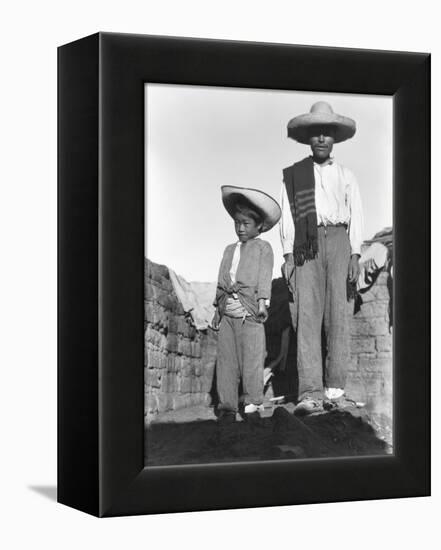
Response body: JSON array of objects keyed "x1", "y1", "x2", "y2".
[
  {"x1": 144, "y1": 259, "x2": 217, "y2": 423},
  {"x1": 347, "y1": 270, "x2": 393, "y2": 419}
]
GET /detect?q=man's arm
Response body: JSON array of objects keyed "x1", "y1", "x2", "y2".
[
  {"x1": 279, "y1": 184, "x2": 295, "y2": 257},
  {"x1": 279, "y1": 183, "x2": 296, "y2": 281},
  {"x1": 347, "y1": 169, "x2": 364, "y2": 257},
  {"x1": 347, "y1": 169, "x2": 364, "y2": 282}
]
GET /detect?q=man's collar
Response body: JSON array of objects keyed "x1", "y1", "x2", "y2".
[{"x1": 311, "y1": 155, "x2": 335, "y2": 167}]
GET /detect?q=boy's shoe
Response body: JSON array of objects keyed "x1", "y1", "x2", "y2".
[
  {"x1": 294, "y1": 397, "x2": 324, "y2": 416},
  {"x1": 244, "y1": 403, "x2": 265, "y2": 414},
  {"x1": 323, "y1": 395, "x2": 365, "y2": 411}
]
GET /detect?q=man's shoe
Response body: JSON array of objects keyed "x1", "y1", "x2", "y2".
[
  {"x1": 294, "y1": 397, "x2": 324, "y2": 416},
  {"x1": 243, "y1": 403, "x2": 264, "y2": 424},
  {"x1": 244, "y1": 403, "x2": 264, "y2": 414}
]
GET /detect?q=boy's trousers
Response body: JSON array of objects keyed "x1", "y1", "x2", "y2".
[
  {"x1": 216, "y1": 315, "x2": 265, "y2": 412},
  {"x1": 289, "y1": 225, "x2": 352, "y2": 401}
]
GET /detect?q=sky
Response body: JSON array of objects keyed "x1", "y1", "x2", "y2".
[{"x1": 145, "y1": 84, "x2": 392, "y2": 282}]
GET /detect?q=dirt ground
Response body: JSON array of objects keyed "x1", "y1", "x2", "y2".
[{"x1": 145, "y1": 402, "x2": 392, "y2": 466}]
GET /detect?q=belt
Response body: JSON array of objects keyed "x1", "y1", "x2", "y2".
[{"x1": 318, "y1": 222, "x2": 348, "y2": 229}]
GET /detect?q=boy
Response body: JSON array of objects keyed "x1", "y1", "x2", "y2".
[{"x1": 212, "y1": 185, "x2": 281, "y2": 423}]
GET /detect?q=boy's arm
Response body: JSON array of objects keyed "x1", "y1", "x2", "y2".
[
  {"x1": 257, "y1": 241, "x2": 274, "y2": 302},
  {"x1": 213, "y1": 245, "x2": 229, "y2": 307},
  {"x1": 212, "y1": 245, "x2": 231, "y2": 329}
]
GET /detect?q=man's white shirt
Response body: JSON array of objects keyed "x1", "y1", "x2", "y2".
[{"x1": 279, "y1": 158, "x2": 364, "y2": 256}]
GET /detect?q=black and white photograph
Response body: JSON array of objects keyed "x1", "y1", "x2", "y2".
[
  {"x1": 2, "y1": 0, "x2": 437, "y2": 543},
  {"x1": 144, "y1": 84, "x2": 393, "y2": 466}
]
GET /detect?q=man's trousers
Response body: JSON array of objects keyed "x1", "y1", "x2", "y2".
[
  {"x1": 289, "y1": 226, "x2": 352, "y2": 401},
  {"x1": 216, "y1": 315, "x2": 265, "y2": 412}
]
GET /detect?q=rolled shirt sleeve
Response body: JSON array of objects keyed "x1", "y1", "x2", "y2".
[{"x1": 279, "y1": 184, "x2": 295, "y2": 256}]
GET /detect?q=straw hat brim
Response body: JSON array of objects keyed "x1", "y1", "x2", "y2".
[
  {"x1": 221, "y1": 186, "x2": 281, "y2": 232},
  {"x1": 287, "y1": 112, "x2": 356, "y2": 144}
]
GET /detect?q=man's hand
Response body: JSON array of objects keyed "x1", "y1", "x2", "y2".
[
  {"x1": 211, "y1": 309, "x2": 221, "y2": 331},
  {"x1": 282, "y1": 252, "x2": 295, "y2": 283},
  {"x1": 348, "y1": 254, "x2": 361, "y2": 283},
  {"x1": 257, "y1": 299, "x2": 268, "y2": 323}
]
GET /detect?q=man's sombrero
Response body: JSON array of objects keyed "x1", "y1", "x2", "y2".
[
  {"x1": 221, "y1": 186, "x2": 281, "y2": 232},
  {"x1": 287, "y1": 101, "x2": 356, "y2": 144}
]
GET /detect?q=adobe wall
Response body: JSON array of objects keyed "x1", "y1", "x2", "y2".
[
  {"x1": 347, "y1": 270, "x2": 393, "y2": 420},
  {"x1": 144, "y1": 259, "x2": 217, "y2": 424}
]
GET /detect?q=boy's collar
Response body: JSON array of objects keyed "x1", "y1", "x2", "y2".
[{"x1": 236, "y1": 236, "x2": 260, "y2": 244}]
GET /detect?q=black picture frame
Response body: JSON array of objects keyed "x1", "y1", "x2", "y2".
[{"x1": 58, "y1": 32, "x2": 430, "y2": 517}]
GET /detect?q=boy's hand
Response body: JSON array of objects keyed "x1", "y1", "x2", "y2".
[
  {"x1": 211, "y1": 309, "x2": 221, "y2": 331},
  {"x1": 348, "y1": 254, "x2": 361, "y2": 283},
  {"x1": 257, "y1": 300, "x2": 268, "y2": 323}
]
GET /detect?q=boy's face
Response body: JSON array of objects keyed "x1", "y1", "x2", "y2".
[
  {"x1": 308, "y1": 125, "x2": 336, "y2": 162},
  {"x1": 234, "y1": 212, "x2": 262, "y2": 242}
]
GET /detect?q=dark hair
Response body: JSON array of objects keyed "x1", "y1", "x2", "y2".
[{"x1": 233, "y1": 198, "x2": 264, "y2": 227}]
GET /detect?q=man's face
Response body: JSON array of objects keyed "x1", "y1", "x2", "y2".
[{"x1": 308, "y1": 125, "x2": 336, "y2": 162}]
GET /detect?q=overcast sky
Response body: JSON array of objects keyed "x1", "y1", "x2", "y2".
[{"x1": 145, "y1": 84, "x2": 392, "y2": 282}]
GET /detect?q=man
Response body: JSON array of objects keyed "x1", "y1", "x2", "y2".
[{"x1": 279, "y1": 101, "x2": 363, "y2": 415}]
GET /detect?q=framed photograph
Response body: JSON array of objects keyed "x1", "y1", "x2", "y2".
[{"x1": 58, "y1": 33, "x2": 430, "y2": 517}]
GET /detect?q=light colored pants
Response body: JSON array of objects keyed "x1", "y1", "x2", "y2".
[
  {"x1": 216, "y1": 315, "x2": 265, "y2": 412},
  {"x1": 289, "y1": 226, "x2": 352, "y2": 401}
]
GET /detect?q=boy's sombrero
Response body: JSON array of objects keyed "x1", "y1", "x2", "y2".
[
  {"x1": 221, "y1": 185, "x2": 281, "y2": 232},
  {"x1": 287, "y1": 101, "x2": 356, "y2": 144}
]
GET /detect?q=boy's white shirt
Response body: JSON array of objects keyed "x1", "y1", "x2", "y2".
[
  {"x1": 229, "y1": 241, "x2": 242, "y2": 284},
  {"x1": 279, "y1": 158, "x2": 364, "y2": 256}
]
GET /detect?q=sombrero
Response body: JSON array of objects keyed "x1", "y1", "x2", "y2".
[
  {"x1": 221, "y1": 185, "x2": 281, "y2": 232},
  {"x1": 287, "y1": 101, "x2": 356, "y2": 144}
]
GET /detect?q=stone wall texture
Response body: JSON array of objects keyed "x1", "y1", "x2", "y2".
[
  {"x1": 347, "y1": 270, "x2": 393, "y2": 420},
  {"x1": 144, "y1": 259, "x2": 217, "y2": 423}
]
